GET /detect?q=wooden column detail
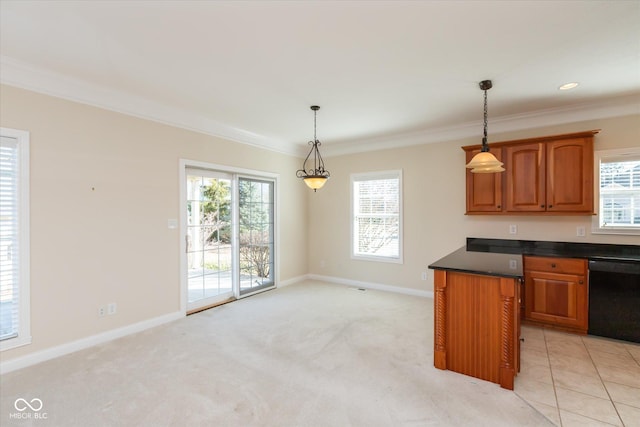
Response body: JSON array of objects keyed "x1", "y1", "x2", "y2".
[
  {"x1": 499, "y1": 278, "x2": 516, "y2": 390},
  {"x1": 433, "y1": 270, "x2": 447, "y2": 370}
]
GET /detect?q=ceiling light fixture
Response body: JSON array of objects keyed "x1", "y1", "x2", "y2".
[
  {"x1": 296, "y1": 105, "x2": 330, "y2": 191},
  {"x1": 465, "y1": 80, "x2": 505, "y2": 173},
  {"x1": 559, "y1": 82, "x2": 579, "y2": 91}
]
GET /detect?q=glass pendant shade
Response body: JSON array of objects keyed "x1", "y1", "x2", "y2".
[
  {"x1": 466, "y1": 151, "x2": 505, "y2": 173},
  {"x1": 303, "y1": 176, "x2": 328, "y2": 190}
]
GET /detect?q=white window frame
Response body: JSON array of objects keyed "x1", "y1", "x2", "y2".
[
  {"x1": 0, "y1": 127, "x2": 31, "y2": 351},
  {"x1": 351, "y1": 170, "x2": 403, "y2": 264},
  {"x1": 592, "y1": 147, "x2": 640, "y2": 236}
]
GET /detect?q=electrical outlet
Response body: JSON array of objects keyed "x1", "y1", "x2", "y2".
[
  {"x1": 509, "y1": 259, "x2": 518, "y2": 269},
  {"x1": 98, "y1": 306, "x2": 106, "y2": 317},
  {"x1": 576, "y1": 226, "x2": 586, "y2": 237},
  {"x1": 421, "y1": 272, "x2": 427, "y2": 281},
  {"x1": 107, "y1": 303, "x2": 117, "y2": 315},
  {"x1": 509, "y1": 224, "x2": 517, "y2": 234}
]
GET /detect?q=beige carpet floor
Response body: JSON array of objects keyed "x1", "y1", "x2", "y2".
[{"x1": 1, "y1": 281, "x2": 551, "y2": 426}]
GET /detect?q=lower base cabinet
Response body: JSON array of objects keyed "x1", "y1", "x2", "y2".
[
  {"x1": 523, "y1": 256, "x2": 588, "y2": 334},
  {"x1": 433, "y1": 269, "x2": 520, "y2": 390}
]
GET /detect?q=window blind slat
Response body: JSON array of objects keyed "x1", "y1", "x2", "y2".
[{"x1": 0, "y1": 136, "x2": 20, "y2": 341}]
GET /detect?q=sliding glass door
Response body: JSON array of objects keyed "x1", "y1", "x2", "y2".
[
  {"x1": 184, "y1": 166, "x2": 276, "y2": 313},
  {"x1": 186, "y1": 170, "x2": 234, "y2": 311},
  {"x1": 239, "y1": 178, "x2": 274, "y2": 295}
]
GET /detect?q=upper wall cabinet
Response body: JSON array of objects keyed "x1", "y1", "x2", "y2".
[
  {"x1": 465, "y1": 147, "x2": 503, "y2": 212},
  {"x1": 463, "y1": 130, "x2": 599, "y2": 215}
]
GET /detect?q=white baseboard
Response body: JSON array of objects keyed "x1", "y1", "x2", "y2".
[
  {"x1": 0, "y1": 311, "x2": 183, "y2": 375},
  {"x1": 278, "y1": 274, "x2": 308, "y2": 288},
  {"x1": 307, "y1": 274, "x2": 434, "y2": 299}
]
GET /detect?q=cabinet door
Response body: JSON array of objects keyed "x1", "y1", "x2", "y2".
[
  {"x1": 524, "y1": 270, "x2": 588, "y2": 331},
  {"x1": 465, "y1": 148, "x2": 503, "y2": 213},
  {"x1": 546, "y1": 137, "x2": 594, "y2": 213},
  {"x1": 505, "y1": 143, "x2": 546, "y2": 212}
]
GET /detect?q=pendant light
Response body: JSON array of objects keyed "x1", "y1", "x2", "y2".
[
  {"x1": 296, "y1": 105, "x2": 330, "y2": 191},
  {"x1": 465, "y1": 80, "x2": 505, "y2": 173}
]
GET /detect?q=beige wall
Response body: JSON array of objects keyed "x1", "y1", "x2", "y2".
[
  {"x1": 308, "y1": 114, "x2": 640, "y2": 293},
  {"x1": 0, "y1": 85, "x2": 309, "y2": 362},
  {"x1": 1, "y1": 83, "x2": 638, "y2": 365}
]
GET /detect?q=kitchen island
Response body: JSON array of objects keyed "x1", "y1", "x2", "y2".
[{"x1": 428, "y1": 247, "x2": 523, "y2": 390}]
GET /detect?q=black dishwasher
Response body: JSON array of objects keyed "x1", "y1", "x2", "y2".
[{"x1": 588, "y1": 259, "x2": 640, "y2": 343}]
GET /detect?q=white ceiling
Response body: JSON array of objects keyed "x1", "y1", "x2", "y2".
[{"x1": 1, "y1": 1, "x2": 639, "y2": 157}]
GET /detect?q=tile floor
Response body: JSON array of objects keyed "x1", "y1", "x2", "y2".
[{"x1": 515, "y1": 325, "x2": 640, "y2": 427}]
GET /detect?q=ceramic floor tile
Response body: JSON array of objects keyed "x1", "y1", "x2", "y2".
[
  {"x1": 521, "y1": 335, "x2": 547, "y2": 352},
  {"x1": 583, "y1": 336, "x2": 633, "y2": 356},
  {"x1": 589, "y1": 348, "x2": 638, "y2": 371},
  {"x1": 551, "y1": 367, "x2": 609, "y2": 399},
  {"x1": 521, "y1": 347, "x2": 550, "y2": 368},
  {"x1": 555, "y1": 387, "x2": 622, "y2": 425},
  {"x1": 546, "y1": 341, "x2": 590, "y2": 359},
  {"x1": 548, "y1": 352, "x2": 599, "y2": 376},
  {"x1": 525, "y1": 400, "x2": 561, "y2": 426},
  {"x1": 624, "y1": 344, "x2": 640, "y2": 365},
  {"x1": 604, "y1": 381, "x2": 640, "y2": 409},
  {"x1": 514, "y1": 378, "x2": 558, "y2": 408},
  {"x1": 545, "y1": 329, "x2": 584, "y2": 344},
  {"x1": 517, "y1": 363, "x2": 554, "y2": 385},
  {"x1": 519, "y1": 327, "x2": 638, "y2": 426},
  {"x1": 614, "y1": 402, "x2": 640, "y2": 427},
  {"x1": 559, "y1": 409, "x2": 622, "y2": 427},
  {"x1": 597, "y1": 363, "x2": 640, "y2": 388}
]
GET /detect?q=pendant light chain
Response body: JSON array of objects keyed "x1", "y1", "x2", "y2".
[{"x1": 483, "y1": 87, "x2": 488, "y2": 146}]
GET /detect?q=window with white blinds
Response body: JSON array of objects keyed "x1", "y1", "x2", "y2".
[
  {"x1": 351, "y1": 170, "x2": 403, "y2": 263},
  {"x1": 593, "y1": 148, "x2": 640, "y2": 235},
  {"x1": 0, "y1": 128, "x2": 31, "y2": 351}
]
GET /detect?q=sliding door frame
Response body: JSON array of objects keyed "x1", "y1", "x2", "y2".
[{"x1": 179, "y1": 159, "x2": 279, "y2": 315}]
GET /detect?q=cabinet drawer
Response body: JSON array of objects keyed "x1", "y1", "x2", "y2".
[{"x1": 524, "y1": 256, "x2": 587, "y2": 275}]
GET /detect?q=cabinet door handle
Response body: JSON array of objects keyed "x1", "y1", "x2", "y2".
[
  {"x1": 549, "y1": 205, "x2": 553, "y2": 208},
  {"x1": 579, "y1": 280, "x2": 584, "y2": 284},
  {"x1": 540, "y1": 205, "x2": 545, "y2": 208},
  {"x1": 551, "y1": 263, "x2": 556, "y2": 268},
  {"x1": 497, "y1": 205, "x2": 501, "y2": 209}
]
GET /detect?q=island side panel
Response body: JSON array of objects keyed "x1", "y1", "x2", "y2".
[{"x1": 446, "y1": 272, "x2": 502, "y2": 385}]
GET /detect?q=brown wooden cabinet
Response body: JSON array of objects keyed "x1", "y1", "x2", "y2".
[
  {"x1": 523, "y1": 256, "x2": 588, "y2": 334},
  {"x1": 463, "y1": 130, "x2": 598, "y2": 215},
  {"x1": 546, "y1": 138, "x2": 594, "y2": 212},
  {"x1": 505, "y1": 142, "x2": 546, "y2": 212},
  {"x1": 465, "y1": 147, "x2": 503, "y2": 212}
]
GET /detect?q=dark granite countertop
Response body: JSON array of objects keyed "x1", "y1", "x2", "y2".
[
  {"x1": 428, "y1": 238, "x2": 639, "y2": 279},
  {"x1": 428, "y1": 246, "x2": 523, "y2": 279},
  {"x1": 467, "y1": 238, "x2": 640, "y2": 263}
]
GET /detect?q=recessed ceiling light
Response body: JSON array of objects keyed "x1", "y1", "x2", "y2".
[{"x1": 559, "y1": 82, "x2": 579, "y2": 91}]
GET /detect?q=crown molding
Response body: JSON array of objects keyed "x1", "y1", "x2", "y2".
[
  {"x1": 2, "y1": 55, "x2": 638, "y2": 159},
  {"x1": 322, "y1": 94, "x2": 640, "y2": 157},
  {"x1": 0, "y1": 55, "x2": 297, "y2": 156}
]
